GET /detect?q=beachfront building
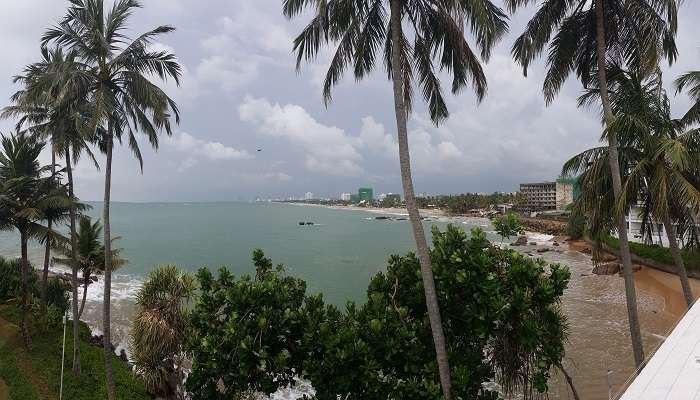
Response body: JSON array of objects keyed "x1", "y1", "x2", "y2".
[
  {"x1": 358, "y1": 187, "x2": 373, "y2": 203},
  {"x1": 304, "y1": 192, "x2": 314, "y2": 200},
  {"x1": 623, "y1": 203, "x2": 700, "y2": 248},
  {"x1": 518, "y1": 180, "x2": 574, "y2": 211},
  {"x1": 340, "y1": 193, "x2": 352, "y2": 201}
]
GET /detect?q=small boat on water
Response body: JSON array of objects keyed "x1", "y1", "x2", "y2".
[{"x1": 299, "y1": 221, "x2": 316, "y2": 226}]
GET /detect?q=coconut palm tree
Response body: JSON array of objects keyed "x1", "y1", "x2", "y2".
[
  {"x1": 284, "y1": 1, "x2": 507, "y2": 396},
  {"x1": 42, "y1": 1, "x2": 181, "y2": 395},
  {"x1": 0, "y1": 133, "x2": 70, "y2": 349},
  {"x1": 53, "y1": 216, "x2": 128, "y2": 320},
  {"x1": 131, "y1": 265, "x2": 194, "y2": 399},
  {"x1": 3, "y1": 45, "x2": 98, "y2": 374},
  {"x1": 567, "y1": 67, "x2": 700, "y2": 307},
  {"x1": 676, "y1": 68, "x2": 700, "y2": 126},
  {"x1": 509, "y1": 0, "x2": 678, "y2": 368}
]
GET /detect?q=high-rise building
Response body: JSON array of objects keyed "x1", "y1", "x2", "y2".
[
  {"x1": 519, "y1": 181, "x2": 573, "y2": 211},
  {"x1": 358, "y1": 187, "x2": 373, "y2": 202},
  {"x1": 340, "y1": 193, "x2": 352, "y2": 201},
  {"x1": 304, "y1": 192, "x2": 314, "y2": 200}
]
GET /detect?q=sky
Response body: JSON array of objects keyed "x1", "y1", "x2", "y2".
[{"x1": 0, "y1": 0, "x2": 698, "y2": 202}]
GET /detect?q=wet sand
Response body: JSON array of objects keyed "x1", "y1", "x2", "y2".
[{"x1": 537, "y1": 239, "x2": 694, "y2": 399}]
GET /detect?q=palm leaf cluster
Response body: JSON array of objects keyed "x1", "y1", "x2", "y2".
[
  {"x1": 36, "y1": 1, "x2": 182, "y2": 393},
  {"x1": 53, "y1": 216, "x2": 127, "y2": 320},
  {"x1": 510, "y1": 0, "x2": 677, "y2": 103},
  {"x1": 0, "y1": 133, "x2": 73, "y2": 349},
  {"x1": 42, "y1": 0, "x2": 181, "y2": 169},
  {"x1": 130, "y1": 265, "x2": 194, "y2": 397},
  {"x1": 284, "y1": 0, "x2": 507, "y2": 123},
  {"x1": 565, "y1": 67, "x2": 700, "y2": 246},
  {"x1": 564, "y1": 67, "x2": 700, "y2": 305}
]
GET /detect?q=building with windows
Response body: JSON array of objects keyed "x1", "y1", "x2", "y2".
[
  {"x1": 304, "y1": 192, "x2": 314, "y2": 200},
  {"x1": 519, "y1": 180, "x2": 573, "y2": 211},
  {"x1": 340, "y1": 193, "x2": 352, "y2": 201},
  {"x1": 623, "y1": 203, "x2": 695, "y2": 248},
  {"x1": 358, "y1": 187, "x2": 373, "y2": 203}
]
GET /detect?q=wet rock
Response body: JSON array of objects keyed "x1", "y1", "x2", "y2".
[
  {"x1": 512, "y1": 236, "x2": 528, "y2": 246},
  {"x1": 119, "y1": 349, "x2": 128, "y2": 363},
  {"x1": 579, "y1": 247, "x2": 592, "y2": 255},
  {"x1": 536, "y1": 248, "x2": 549, "y2": 253},
  {"x1": 529, "y1": 242, "x2": 537, "y2": 246},
  {"x1": 618, "y1": 264, "x2": 643, "y2": 276},
  {"x1": 553, "y1": 242, "x2": 560, "y2": 246},
  {"x1": 599, "y1": 253, "x2": 618, "y2": 262},
  {"x1": 593, "y1": 263, "x2": 621, "y2": 275}
]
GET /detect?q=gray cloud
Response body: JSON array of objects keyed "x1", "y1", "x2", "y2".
[{"x1": 0, "y1": 0, "x2": 698, "y2": 201}]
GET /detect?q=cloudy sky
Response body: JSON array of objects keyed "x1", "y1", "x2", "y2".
[{"x1": 0, "y1": 0, "x2": 698, "y2": 202}]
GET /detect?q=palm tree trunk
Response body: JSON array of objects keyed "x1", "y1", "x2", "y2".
[
  {"x1": 41, "y1": 219, "x2": 52, "y2": 307},
  {"x1": 78, "y1": 273, "x2": 89, "y2": 320},
  {"x1": 558, "y1": 365, "x2": 581, "y2": 400},
  {"x1": 20, "y1": 230, "x2": 32, "y2": 350},
  {"x1": 595, "y1": 0, "x2": 645, "y2": 368},
  {"x1": 662, "y1": 215, "x2": 694, "y2": 307},
  {"x1": 65, "y1": 146, "x2": 81, "y2": 375},
  {"x1": 389, "y1": 1, "x2": 452, "y2": 397},
  {"x1": 41, "y1": 150, "x2": 56, "y2": 308},
  {"x1": 103, "y1": 136, "x2": 116, "y2": 400}
]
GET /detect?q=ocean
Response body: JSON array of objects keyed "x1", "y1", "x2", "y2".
[{"x1": 0, "y1": 201, "x2": 685, "y2": 399}]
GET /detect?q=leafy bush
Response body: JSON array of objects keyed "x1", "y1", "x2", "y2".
[
  {"x1": 493, "y1": 212, "x2": 524, "y2": 240},
  {"x1": 0, "y1": 256, "x2": 37, "y2": 302},
  {"x1": 187, "y1": 226, "x2": 570, "y2": 400},
  {"x1": 603, "y1": 235, "x2": 700, "y2": 271},
  {"x1": 566, "y1": 212, "x2": 586, "y2": 239},
  {"x1": 186, "y1": 249, "x2": 315, "y2": 397}
]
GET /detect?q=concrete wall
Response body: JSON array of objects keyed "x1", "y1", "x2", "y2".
[{"x1": 555, "y1": 182, "x2": 573, "y2": 211}]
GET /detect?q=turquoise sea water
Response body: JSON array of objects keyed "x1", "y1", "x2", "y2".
[{"x1": 0, "y1": 201, "x2": 470, "y2": 305}]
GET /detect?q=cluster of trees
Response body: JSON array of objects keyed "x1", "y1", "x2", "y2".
[
  {"x1": 415, "y1": 193, "x2": 518, "y2": 214},
  {"x1": 284, "y1": 0, "x2": 696, "y2": 390},
  {"x1": 129, "y1": 225, "x2": 570, "y2": 399},
  {"x1": 0, "y1": 0, "x2": 181, "y2": 398},
  {"x1": 563, "y1": 67, "x2": 700, "y2": 347}
]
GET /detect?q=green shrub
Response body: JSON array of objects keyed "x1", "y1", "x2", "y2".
[
  {"x1": 567, "y1": 212, "x2": 586, "y2": 239},
  {"x1": 44, "y1": 277, "x2": 69, "y2": 313},
  {"x1": 493, "y1": 212, "x2": 524, "y2": 240},
  {"x1": 0, "y1": 256, "x2": 37, "y2": 302},
  {"x1": 603, "y1": 235, "x2": 700, "y2": 271},
  {"x1": 187, "y1": 226, "x2": 570, "y2": 400}
]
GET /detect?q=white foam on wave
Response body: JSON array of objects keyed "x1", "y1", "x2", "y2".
[{"x1": 525, "y1": 232, "x2": 555, "y2": 245}]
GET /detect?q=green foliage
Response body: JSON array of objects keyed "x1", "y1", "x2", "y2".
[
  {"x1": 187, "y1": 227, "x2": 570, "y2": 399},
  {"x1": 186, "y1": 249, "x2": 312, "y2": 398},
  {"x1": 493, "y1": 212, "x2": 525, "y2": 241},
  {"x1": 415, "y1": 192, "x2": 517, "y2": 214},
  {"x1": 0, "y1": 347, "x2": 40, "y2": 400},
  {"x1": 0, "y1": 256, "x2": 68, "y2": 315},
  {"x1": 0, "y1": 305, "x2": 148, "y2": 399},
  {"x1": 566, "y1": 211, "x2": 586, "y2": 240},
  {"x1": 0, "y1": 257, "x2": 36, "y2": 302},
  {"x1": 131, "y1": 265, "x2": 194, "y2": 397},
  {"x1": 602, "y1": 235, "x2": 700, "y2": 272}
]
